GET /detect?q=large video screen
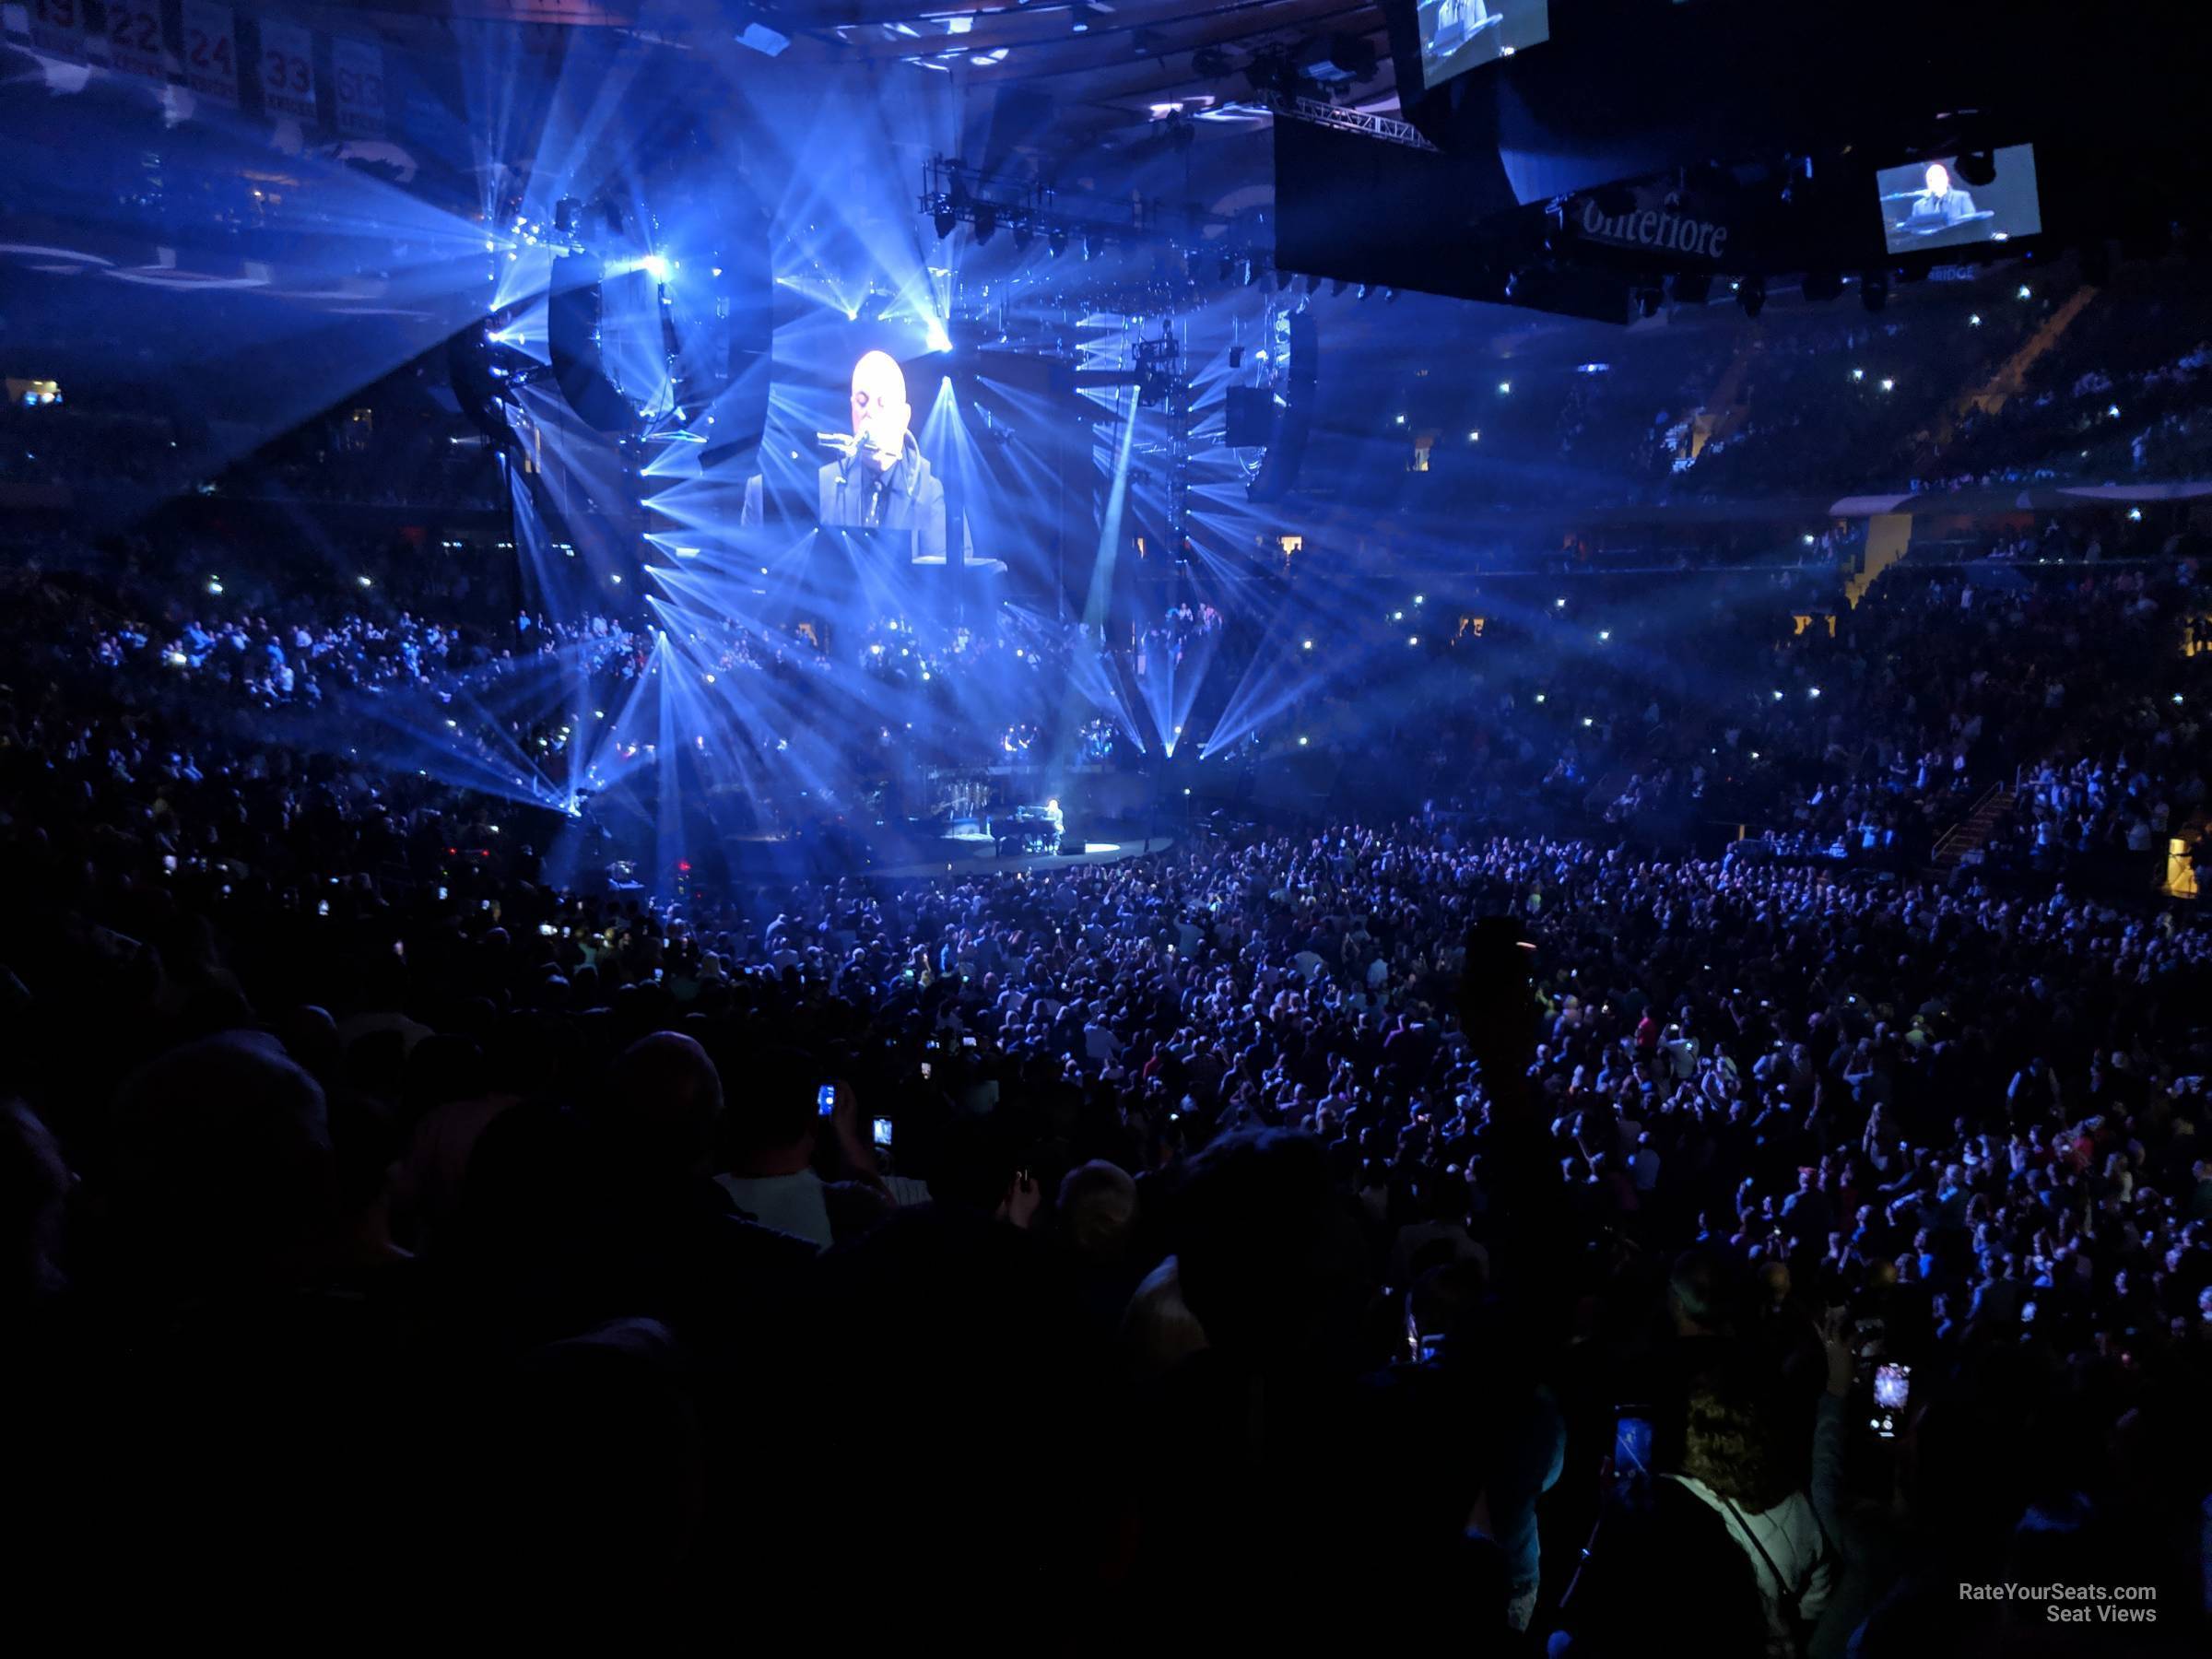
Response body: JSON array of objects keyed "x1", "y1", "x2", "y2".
[
  {"x1": 1416, "y1": 0, "x2": 1549, "y2": 90},
  {"x1": 814, "y1": 347, "x2": 955, "y2": 560},
  {"x1": 1877, "y1": 145, "x2": 2041, "y2": 255},
  {"x1": 745, "y1": 308, "x2": 1041, "y2": 638},
  {"x1": 751, "y1": 321, "x2": 940, "y2": 535}
]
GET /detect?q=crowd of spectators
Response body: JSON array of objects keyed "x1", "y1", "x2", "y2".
[
  {"x1": 1307, "y1": 257, "x2": 2212, "y2": 529},
  {"x1": 31, "y1": 518, "x2": 2199, "y2": 873},
  {"x1": 1977, "y1": 665, "x2": 2210, "y2": 888},
  {"x1": 11, "y1": 247, "x2": 2212, "y2": 1641},
  {"x1": 1923, "y1": 314, "x2": 2212, "y2": 495},
  {"x1": 7, "y1": 492, "x2": 2212, "y2": 1644},
  {"x1": 0, "y1": 373, "x2": 502, "y2": 512},
  {"x1": 7, "y1": 652, "x2": 2211, "y2": 1640},
  {"x1": 17, "y1": 490, "x2": 2206, "y2": 898},
  {"x1": 20, "y1": 55, "x2": 2212, "y2": 1641},
  {"x1": 1263, "y1": 551, "x2": 2206, "y2": 897}
]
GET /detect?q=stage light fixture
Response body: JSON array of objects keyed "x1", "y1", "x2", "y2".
[
  {"x1": 1275, "y1": 268, "x2": 1293, "y2": 291},
  {"x1": 1736, "y1": 276, "x2": 1766, "y2": 318},
  {"x1": 1228, "y1": 346, "x2": 1244, "y2": 369},
  {"x1": 1636, "y1": 288, "x2": 1662, "y2": 319},
  {"x1": 1014, "y1": 218, "x2": 1034, "y2": 252},
  {"x1": 1355, "y1": 284, "x2": 1371, "y2": 300},
  {"x1": 1218, "y1": 254, "x2": 1234, "y2": 282},
  {"x1": 1382, "y1": 288, "x2": 1397, "y2": 302},
  {"x1": 1329, "y1": 278, "x2": 1347, "y2": 297},
  {"x1": 1303, "y1": 274, "x2": 1322, "y2": 295},
  {"x1": 1049, "y1": 226, "x2": 1068, "y2": 258},
  {"x1": 933, "y1": 197, "x2": 958, "y2": 239},
  {"x1": 973, "y1": 203, "x2": 998, "y2": 245}
]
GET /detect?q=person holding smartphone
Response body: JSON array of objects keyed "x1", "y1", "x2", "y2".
[{"x1": 713, "y1": 1059, "x2": 889, "y2": 1249}]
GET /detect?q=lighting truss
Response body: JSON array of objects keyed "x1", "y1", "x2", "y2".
[
  {"x1": 919, "y1": 157, "x2": 1233, "y2": 256},
  {"x1": 1242, "y1": 89, "x2": 1439, "y2": 153}
]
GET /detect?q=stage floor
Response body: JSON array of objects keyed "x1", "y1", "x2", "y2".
[{"x1": 868, "y1": 834, "x2": 1174, "y2": 881}]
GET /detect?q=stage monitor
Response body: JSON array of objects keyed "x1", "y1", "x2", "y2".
[
  {"x1": 1877, "y1": 145, "x2": 2041, "y2": 255},
  {"x1": 1416, "y1": 0, "x2": 1548, "y2": 92}
]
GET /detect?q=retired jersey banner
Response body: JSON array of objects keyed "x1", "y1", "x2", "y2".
[
  {"x1": 258, "y1": 18, "x2": 316, "y2": 120},
  {"x1": 103, "y1": 0, "x2": 170, "y2": 81},
  {"x1": 181, "y1": 0, "x2": 239, "y2": 105},
  {"x1": 28, "y1": 0, "x2": 93, "y2": 61},
  {"x1": 332, "y1": 37, "x2": 384, "y2": 137}
]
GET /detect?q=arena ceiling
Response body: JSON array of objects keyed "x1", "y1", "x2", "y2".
[{"x1": 297, "y1": 0, "x2": 1400, "y2": 150}]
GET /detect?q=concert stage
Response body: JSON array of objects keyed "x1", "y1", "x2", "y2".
[
  {"x1": 694, "y1": 828, "x2": 1175, "y2": 889},
  {"x1": 869, "y1": 833, "x2": 1175, "y2": 881}
]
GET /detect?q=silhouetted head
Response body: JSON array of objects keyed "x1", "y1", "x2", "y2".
[
  {"x1": 1056, "y1": 1159, "x2": 1138, "y2": 1263},
  {"x1": 0, "y1": 1100, "x2": 70, "y2": 1305},
  {"x1": 606, "y1": 1031, "x2": 724, "y2": 1178},
  {"x1": 109, "y1": 1031, "x2": 335, "y2": 1297},
  {"x1": 1175, "y1": 1129, "x2": 1368, "y2": 1370}
]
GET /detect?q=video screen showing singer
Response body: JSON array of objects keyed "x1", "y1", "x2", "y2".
[
  {"x1": 1894, "y1": 162, "x2": 1986, "y2": 238},
  {"x1": 819, "y1": 350, "x2": 946, "y2": 560},
  {"x1": 1875, "y1": 149, "x2": 2035, "y2": 254}
]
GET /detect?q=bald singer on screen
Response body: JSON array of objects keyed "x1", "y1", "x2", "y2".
[{"x1": 818, "y1": 351, "x2": 952, "y2": 562}]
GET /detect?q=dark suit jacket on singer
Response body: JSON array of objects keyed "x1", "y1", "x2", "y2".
[{"x1": 818, "y1": 444, "x2": 947, "y2": 564}]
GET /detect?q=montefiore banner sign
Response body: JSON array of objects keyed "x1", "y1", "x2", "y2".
[{"x1": 1572, "y1": 194, "x2": 1733, "y2": 261}]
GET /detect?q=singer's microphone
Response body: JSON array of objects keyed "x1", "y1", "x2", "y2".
[{"x1": 819, "y1": 429, "x2": 903, "y2": 469}]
